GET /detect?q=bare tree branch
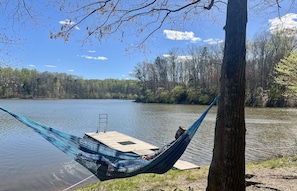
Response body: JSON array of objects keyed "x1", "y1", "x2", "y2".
[{"x1": 50, "y1": 0, "x2": 214, "y2": 47}]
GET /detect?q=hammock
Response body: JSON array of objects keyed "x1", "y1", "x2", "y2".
[{"x1": 0, "y1": 96, "x2": 218, "y2": 181}]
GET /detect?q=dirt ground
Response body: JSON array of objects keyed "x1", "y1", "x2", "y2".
[
  {"x1": 245, "y1": 166, "x2": 297, "y2": 191},
  {"x1": 174, "y1": 166, "x2": 297, "y2": 191}
]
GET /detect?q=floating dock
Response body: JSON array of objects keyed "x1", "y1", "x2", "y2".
[{"x1": 85, "y1": 131, "x2": 200, "y2": 170}]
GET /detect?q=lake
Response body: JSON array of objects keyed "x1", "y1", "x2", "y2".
[{"x1": 0, "y1": 99, "x2": 297, "y2": 191}]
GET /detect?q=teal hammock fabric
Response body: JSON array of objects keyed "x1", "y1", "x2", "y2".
[{"x1": 0, "y1": 96, "x2": 218, "y2": 181}]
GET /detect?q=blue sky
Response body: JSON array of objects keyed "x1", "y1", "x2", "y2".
[{"x1": 1, "y1": 1, "x2": 296, "y2": 80}]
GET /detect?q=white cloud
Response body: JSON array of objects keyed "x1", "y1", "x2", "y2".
[
  {"x1": 88, "y1": 50, "x2": 96, "y2": 53},
  {"x1": 177, "y1": 55, "x2": 193, "y2": 61},
  {"x1": 163, "y1": 30, "x2": 201, "y2": 43},
  {"x1": 29, "y1": 64, "x2": 35, "y2": 67},
  {"x1": 45, "y1": 65, "x2": 57, "y2": 68},
  {"x1": 59, "y1": 19, "x2": 80, "y2": 30},
  {"x1": 81, "y1": 55, "x2": 107, "y2": 60},
  {"x1": 68, "y1": 69, "x2": 74, "y2": 72},
  {"x1": 163, "y1": 54, "x2": 193, "y2": 62},
  {"x1": 190, "y1": 37, "x2": 202, "y2": 43},
  {"x1": 269, "y1": 13, "x2": 297, "y2": 34},
  {"x1": 203, "y1": 38, "x2": 224, "y2": 45}
]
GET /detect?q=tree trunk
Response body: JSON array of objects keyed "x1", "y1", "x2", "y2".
[
  {"x1": 207, "y1": 0, "x2": 247, "y2": 190},
  {"x1": 206, "y1": 95, "x2": 225, "y2": 191}
]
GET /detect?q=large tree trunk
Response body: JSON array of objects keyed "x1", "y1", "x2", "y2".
[
  {"x1": 207, "y1": 0, "x2": 247, "y2": 190},
  {"x1": 206, "y1": 95, "x2": 225, "y2": 191}
]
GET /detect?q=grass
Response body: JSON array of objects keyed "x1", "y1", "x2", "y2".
[
  {"x1": 246, "y1": 155, "x2": 297, "y2": 169},
  {"x1": 76, "y1": 167, "x2": 209, "y2": 191},
  {"x1": 77, "y1": 156, "x2": 297, "y2": 191}
]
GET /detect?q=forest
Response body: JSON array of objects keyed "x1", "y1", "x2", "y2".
[
  {"x1": 0, "y1": 30, "x2": 296, "y2": 107},
  {"x1": 0, "y1": 68, "x2": 139, "y2": 100}
]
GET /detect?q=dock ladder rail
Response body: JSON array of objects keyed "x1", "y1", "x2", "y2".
[{"x1": 97, "y1": 113, "x2": 108, "y2": 133}]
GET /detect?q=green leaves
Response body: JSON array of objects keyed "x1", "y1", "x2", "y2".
[{"x1": 274, "y1": 52, "x2": 297, "y2": 96}]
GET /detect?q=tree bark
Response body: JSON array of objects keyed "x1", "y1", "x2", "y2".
[
  {"x1": 207, "y1": 0, "x2": 247, "y2": 190},
  {"x1": 206, "y1": 95, "x2": 225, "y2": 190}
]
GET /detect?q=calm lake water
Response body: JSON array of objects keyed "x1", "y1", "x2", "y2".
[{"x1": 1, "y1": 99, "x2": 297, "y2": 191}]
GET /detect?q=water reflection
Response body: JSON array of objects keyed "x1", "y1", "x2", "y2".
[
  {"x1": 245, "y1": 107, "x2": 297, "y2": 161},
  {"x1": 0, "y1": 99, "x2": 297, "y2": 191}
]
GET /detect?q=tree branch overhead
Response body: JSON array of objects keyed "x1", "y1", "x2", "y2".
[{"x1": 50, "y1": 0, "x2": 214, "y2": 47}]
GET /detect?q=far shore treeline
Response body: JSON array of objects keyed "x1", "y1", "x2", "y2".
[{"x1": 1, "y1": 30, "x2": 296, "y2": 107}]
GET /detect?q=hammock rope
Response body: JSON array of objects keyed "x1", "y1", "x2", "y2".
[{"x1": 0, "y1": 96, "x2": 218, "y2": 181}]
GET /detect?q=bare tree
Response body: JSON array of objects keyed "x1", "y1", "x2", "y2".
[
  {"x1": 0, "y1": 0, "x2": 42, "y2": 65},
  {"x1": 50, "y1": 1, "x2": 217, "y2": 47}
]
